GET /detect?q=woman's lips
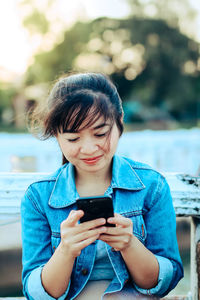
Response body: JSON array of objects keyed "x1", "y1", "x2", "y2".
[{"x1": 81, "y1": 155, "x2": 103, "y2": 165}]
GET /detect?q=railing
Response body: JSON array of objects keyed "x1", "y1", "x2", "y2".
[{"x1": 0, "y1": 172, "x2": 200, "y2": 300}]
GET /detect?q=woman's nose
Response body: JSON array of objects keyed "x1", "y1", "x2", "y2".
[{"x1": 80, "y1": 139, "x2": 99, "y2": 154}]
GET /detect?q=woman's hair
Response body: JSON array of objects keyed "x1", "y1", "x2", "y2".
[{"x1": 29, "y1": 72, "x2": 124, "y2": 164}]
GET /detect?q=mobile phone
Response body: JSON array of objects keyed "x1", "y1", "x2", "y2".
[{"x1": 76, "y1": 196, "x2": 115, "y2": 227}]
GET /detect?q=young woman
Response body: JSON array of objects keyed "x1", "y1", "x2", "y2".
[{"x1": 21, "y1": 72, "x2": 183, "y2": 300}]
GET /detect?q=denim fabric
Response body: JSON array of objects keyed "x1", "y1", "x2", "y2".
[
  {"x1": 89, "y1": 240, "x2": 115, "y2": 280},
  {"x1": 21, "y1": 155, "x2": 183, "y2": 300}
]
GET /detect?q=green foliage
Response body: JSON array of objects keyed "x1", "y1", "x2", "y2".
[
  {"x1": 22, "y1": 9, "x2": 49, "y2": 35},
  {"x1": 23, "y1": 14, "x2": 200, "y2": 121},
  {"x1": 75, "y1": 17, "x2": 199, "y2": 120},
  {"x1": 25, "y1": 21, "x2": 91, "y2": 85}
]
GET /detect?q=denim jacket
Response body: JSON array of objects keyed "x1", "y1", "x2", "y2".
[{"x1": 21, "y1": 155, "x2": 183, "y2": 300}]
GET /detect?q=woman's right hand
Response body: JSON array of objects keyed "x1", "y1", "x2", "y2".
[
  {"x1": 41, "y1": 209, "x2": 106, "y2": 298},
  {"x1": 59, "y1": 210, "x2": 107, "y2": 258}
]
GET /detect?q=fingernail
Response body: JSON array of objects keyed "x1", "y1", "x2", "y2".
[{"x1": 98, "y1": 218, "x2": 105, "y2": 224}]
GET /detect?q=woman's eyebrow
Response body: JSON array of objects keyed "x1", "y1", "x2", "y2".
[
  {"x1": 62, "y1": 129, "x2": 79, "y2": 134},
  {"x1": 93, "y1": 123, "x2": 110, "y2": 130},
  {"x1": 62, "y1": 123, "x2": 110, "y2": 133}
]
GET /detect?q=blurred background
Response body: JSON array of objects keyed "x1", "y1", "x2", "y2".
[{"x1": 0, "y1": 0, "x2": 200, "y2": 297}]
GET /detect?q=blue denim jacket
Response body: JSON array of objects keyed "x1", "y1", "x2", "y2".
[{"x1": 21, "y1": 155, "x2": 183, "y2": 300}]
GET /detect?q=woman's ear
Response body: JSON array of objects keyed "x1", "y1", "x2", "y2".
[
  {"x1": 118, "y1": 113, "x2": 124, "y2": 137},
  {"x1": 120, "y1": 113, "x2": 124, "y2": 123}
]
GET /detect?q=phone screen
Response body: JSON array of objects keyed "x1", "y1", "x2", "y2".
[{"x1": 76, "y1": 196, "x2": 114, "y2": 227}]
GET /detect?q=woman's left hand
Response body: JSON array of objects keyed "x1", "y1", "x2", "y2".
[{"x1": 99, "y1": 213, "x2": 134, "y2": 252}]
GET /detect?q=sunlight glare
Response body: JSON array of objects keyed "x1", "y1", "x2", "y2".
[{"x1": 0, "y1": 0, "x2": 31, "y2": 77}]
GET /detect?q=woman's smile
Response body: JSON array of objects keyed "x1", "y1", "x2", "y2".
[{"x1": 81, "y1": 155, "x2": 103, "y2": 165}]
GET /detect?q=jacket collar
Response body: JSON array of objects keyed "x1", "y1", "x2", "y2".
[
  {"x1": 48, "y1": 163, "x2": 78, "y2": 208},
  {"x1": 111, "y1": 155, "x2": 145, "y2": 190},
  {"x1": 48, "y1": 155, "x2": 145, "y2": 208}
]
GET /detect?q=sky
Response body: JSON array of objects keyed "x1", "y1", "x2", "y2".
[{"x1": 0, "y1": 0, "x2": 199, "y2": 80}]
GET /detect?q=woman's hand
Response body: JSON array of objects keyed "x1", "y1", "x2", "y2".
[
  {"x1": 100, "y1": 213, "x2": 159, "y2": 289},
  {"x1": 59, "y1": 210, "x2": 107, "y2": 258},
  {"x1": 99, "y1": 213, "x2": 134, "y2": 252},
  {"x1": 41, "y1": 210, "x2": 106, "y2": 298}
]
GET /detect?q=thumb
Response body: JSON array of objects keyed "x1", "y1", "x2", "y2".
[{"x1": 67, "y1": 210, "x2": 84, "y2": 226}]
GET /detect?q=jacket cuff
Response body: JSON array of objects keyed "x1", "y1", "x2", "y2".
[
  {"x1": 133, "y1": 255, "x2": 173, "y2": 296},
  {"x1": 27, "y1": 266, "x2": 71, "y2": 300}
]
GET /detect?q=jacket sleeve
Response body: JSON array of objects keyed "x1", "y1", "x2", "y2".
[
  {"x1": 133, "y1": 176, "x2": 184, "y2": 297},
  {"x1": 21, "y1": 185, "x2": 70, "y2": 300}
]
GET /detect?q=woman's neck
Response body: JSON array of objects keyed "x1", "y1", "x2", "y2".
[{"x1": 75, "y1": 167, "x2": 112, "y2": 197}]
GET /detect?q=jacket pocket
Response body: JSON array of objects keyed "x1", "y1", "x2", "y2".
[
  {"x1": 51, "y1": 231, "x2": 61, "y2": 253},
  {"x1": 121, "y1": 211, "x2": 147, "y2": 243}
]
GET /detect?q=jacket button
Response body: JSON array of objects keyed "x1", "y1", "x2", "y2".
[{"x1": 81, "y1": 268, "x2": 88, "y2": 276}]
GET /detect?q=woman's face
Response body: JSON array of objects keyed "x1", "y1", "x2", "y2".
[{"x1": 56, "y1": 115, "x2": 121, "y2": 176}]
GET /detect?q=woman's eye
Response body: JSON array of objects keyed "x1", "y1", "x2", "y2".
[
  {"x1": 95, "y1": 132, "x2": 108, "y2": 138},
  {"x1": 67, "y1": 137, "x2": 79, "y2": 142}
]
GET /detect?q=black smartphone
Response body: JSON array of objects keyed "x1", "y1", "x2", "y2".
[{"x1": 76, "y1": 196, "x2": 115, "y2": 227}]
